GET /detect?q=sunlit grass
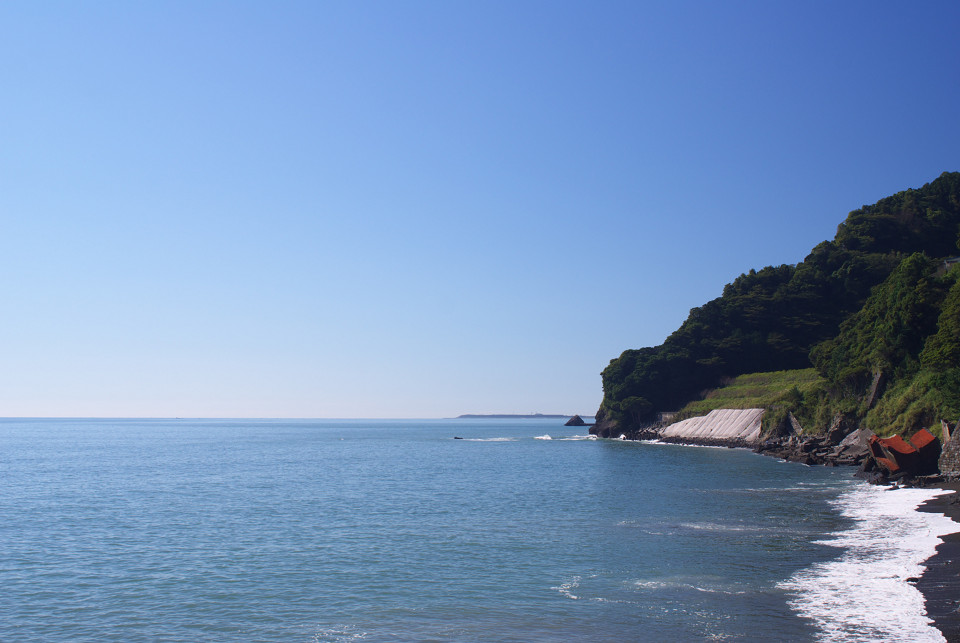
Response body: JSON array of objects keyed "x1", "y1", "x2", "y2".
[{"x1": 675, "y1": 368, "x2": 824, "y2": 421}]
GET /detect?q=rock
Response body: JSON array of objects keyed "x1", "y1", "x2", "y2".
[
  {"x1": 832, "y1": 427, "x2": 874, "y2": 463},
  {"x1": 864, "y1": 370, "x2": 886, "y2": 409},
  {"x1": 565, "y1": 414, "x2": 586, "y2": 427},
  {"x1": 826, "y1": 413, "x2": 856, "y2": 445},
  {"x1": 855, "y1": 466, "x2": 888, "y2": 485},
  {"x1": 590, "y1": 408, "x2": 617, "y2": 437},
  {"x1": 788, "y1": 412, "x2": 804, "y2": 435}
]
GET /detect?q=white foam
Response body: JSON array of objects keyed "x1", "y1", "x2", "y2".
[
  {"x1": 553, "y1": 575, "x2": 582, "y2": 599},
  {"x1": 632, "y1": 576, "x2": 749, "y2": 595},
  {"x1": 642, "y1": 439, "x2": 733, "y2": 450},
  {"x1": 312, "y1": 624, "x2": 368, "y2": 642},
  {"x1": 552, "y1": 574, "x2": 640, "y2": 605},
  {"x1": 778, "y1": 484, "x2": 957, "y2": 642},
  {"x1": 534, "y1": 434, "x2": 552, "y2": 440},
  {"x1": 678, "y1": 521, "x2": 761, "y2": 533}
]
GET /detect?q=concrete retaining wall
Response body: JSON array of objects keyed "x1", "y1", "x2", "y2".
[{"x1": 660, "y1": 408, "x2": 765, "y2": 444}]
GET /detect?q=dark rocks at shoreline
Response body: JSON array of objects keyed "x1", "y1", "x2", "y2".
[
  {"x1": 591, "y1": 407, "x2": 952, "y2": 491},
  {"x1": 565, "y1": 414, "x2": 594, "y2": 427},
  {"x1": 589, "y1": 408, "x2": 616, "y2": 437},
  {"x1": 755, "y1": 428, "x2": 872, "y2": 468},
  {"x1": 660, "y1": 435, "x2": 755, "y2": 449}
]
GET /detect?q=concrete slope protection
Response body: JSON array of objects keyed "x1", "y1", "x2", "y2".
[{"x1": 660, "y1": 408, "x2": 764, "y2": 444}]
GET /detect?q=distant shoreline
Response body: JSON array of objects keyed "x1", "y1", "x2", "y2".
[{"x1": 455, "y1": 413, "x2": 571, "y2": 419}]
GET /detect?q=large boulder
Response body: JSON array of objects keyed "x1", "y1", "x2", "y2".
[
  {"x1": 832, "y1": 427, "x2": 873, "y2": 463},
  {"x1": 826, "y1": 413, "x2": 857, "y2": 445},
  {"x1": 565, "y1": 414, "x2": 586, "y2": 427}
]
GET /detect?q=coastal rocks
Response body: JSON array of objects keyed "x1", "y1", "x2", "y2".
[
  {"x1": 826, "y1": 413, "x2": 857, "y2": 445},
  {"x1": 758, "y1": 435, "x2": 846, "y2": 466},
  {"x1": 591, "y1": 409, "x2": 641, "y2": 438},
  {"x1": 590, "y1": 408, "x2": 616, "y2": 438},
  {"x1": 833, "y1": 427, "x2": 873, "y2": 463},
  {"x1": 596, "y1": 400, "x2": 951, "y2": 487},
  {"x1": 787, "y1": 412, "x2": 804, "y2": 436},
  {"x1": 755, "y1": 425, "x2": 874, "y2": 467},
  {"x1": 564, "y1": 414, "x2": 587, "y2": 427},
  {"x1": 769, "y1": 411, "x2": 803, "y2": 438}
]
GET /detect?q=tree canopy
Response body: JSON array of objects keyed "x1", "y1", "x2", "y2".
[{"x1": 598, "y1": 172, "x2": 960, "y2": 434}]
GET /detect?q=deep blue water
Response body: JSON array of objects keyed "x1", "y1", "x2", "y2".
[{"x1": 0, "y1": 418, "x2": 912, "y2": 641}]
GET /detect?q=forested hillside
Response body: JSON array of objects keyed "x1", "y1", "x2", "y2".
[{"x1": 596, "y1": 172, "x2": 960, "y2": 437}]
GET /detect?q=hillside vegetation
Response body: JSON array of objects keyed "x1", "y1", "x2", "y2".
[
  {"x1": 597, "y1": 172, "x2": 960, "y2": 439},
  {"x1": 674, "y1": 368, "x2": 822, "y2": 419}
]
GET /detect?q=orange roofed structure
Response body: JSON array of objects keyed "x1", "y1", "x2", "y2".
[{"x1": 870, "y1": 430, "x2": 941, "y2": 476}]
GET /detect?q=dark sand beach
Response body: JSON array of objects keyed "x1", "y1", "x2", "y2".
[{"x1": 918, "y1": 484, "x2": 960, "y2": 643}]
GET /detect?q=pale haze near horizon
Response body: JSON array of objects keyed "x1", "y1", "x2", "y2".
[{"x1": 2, "y1": 1, "x2": 958, "y2": 418}]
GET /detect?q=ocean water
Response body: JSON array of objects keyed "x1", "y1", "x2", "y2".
[{"x1": 0, "y1": 418, "x2": 954, "y2": 642}]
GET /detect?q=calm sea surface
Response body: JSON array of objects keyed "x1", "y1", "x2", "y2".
[{"x1": 0, "y1": 418, "x2": 951, "y2": 642}]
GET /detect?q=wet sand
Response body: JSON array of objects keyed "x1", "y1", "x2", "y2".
[{"x1": 917, "y1": 483, "x2": 960, "y2": 643}]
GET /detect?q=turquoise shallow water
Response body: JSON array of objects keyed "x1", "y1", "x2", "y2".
[{"x1": 0, "y1": 418, "x2": 876, "y2": 641}]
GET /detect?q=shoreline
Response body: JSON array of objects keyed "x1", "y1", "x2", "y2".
[
  {"x1": 627, "y1": 434, "x2": 960, "y2": 640},
  {"x1": 917, "y1": 483, "x2": 960, "y2": 643}
]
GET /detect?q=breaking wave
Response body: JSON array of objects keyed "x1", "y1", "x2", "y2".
[{"x1": 778, "y1": 484, "x2": 957, "y2": 642}]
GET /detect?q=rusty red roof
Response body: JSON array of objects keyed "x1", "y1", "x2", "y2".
[
  {"x1": 909, "y1": 429, "x2": 937, "y2": 450},
  {"x1": 876, "y1": 434, "x2": 917, "y2": 455}
]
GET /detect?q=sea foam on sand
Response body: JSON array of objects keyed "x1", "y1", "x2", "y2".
[{"x1": 779, "y1": 484, "x2": 958, "y2": 642}]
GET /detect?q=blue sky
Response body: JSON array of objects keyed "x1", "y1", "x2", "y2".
[{"x1": 2, "y1": 1, "x2": 958, "y2": 418}]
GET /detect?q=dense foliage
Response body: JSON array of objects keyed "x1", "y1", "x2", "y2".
[
  {"x1": 810, "y1": 253, "x2": 945, "y2": 390},
  {"x1": 598, "y1": 172, "x2": 960, "y2": 435},
  {"x1": 809, "y1": 255, "x2": 960, "y2": 435}
]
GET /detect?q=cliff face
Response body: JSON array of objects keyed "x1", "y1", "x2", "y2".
[
  {"x1": 590, "y1": 407, "x2": 616, "y2": 437},
  {"x1": 597, "y1": 172, "x2": 960, "y2": 439}
]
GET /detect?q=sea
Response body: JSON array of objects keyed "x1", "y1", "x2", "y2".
[{"x1": 0, "y1": 417, "x2": 956, "y2": 642}]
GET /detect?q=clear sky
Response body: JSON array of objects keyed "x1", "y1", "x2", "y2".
[{"x1": 1, "y1": 1, "x2": 958, "y2": 418}]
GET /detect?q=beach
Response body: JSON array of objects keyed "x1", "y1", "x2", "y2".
[{"x1": 918, "y1": 484, "x2": 960, "y2": 643}]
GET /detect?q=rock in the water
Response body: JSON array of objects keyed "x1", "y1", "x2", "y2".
[{"x1": 565, "y1": 414, "x2": 586, "y2": 427}]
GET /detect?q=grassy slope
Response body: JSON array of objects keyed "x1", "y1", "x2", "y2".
[
  {"x1": 675, "y1": 365, "x2": 955, "y2": 440},
  {"x1": 673, "y1": 368, "x2": 825, "y2": 435}
]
